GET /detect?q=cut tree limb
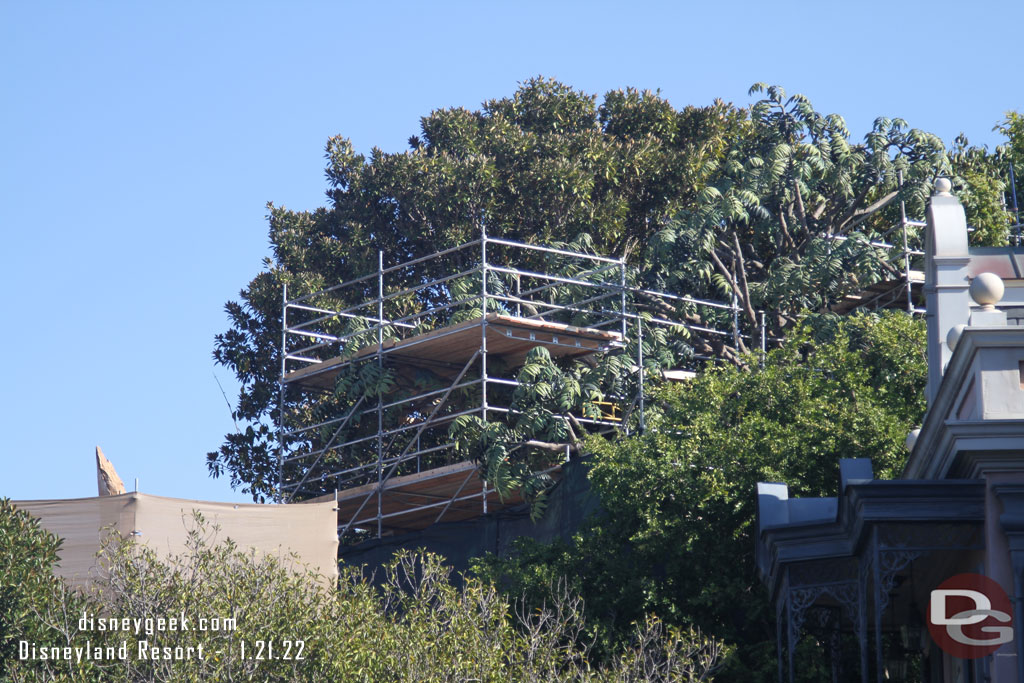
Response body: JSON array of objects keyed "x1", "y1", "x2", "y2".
[
  {"x1": 519, "y1": 440, "x2": 578, "y2": 454},
  {"x1": 96, "y1": 446, "x2": 126, "y2": 496}
]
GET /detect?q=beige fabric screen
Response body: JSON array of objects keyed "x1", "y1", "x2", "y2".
[{"x1": 13, "y1": 493, "x2": 338, "y2": 587}]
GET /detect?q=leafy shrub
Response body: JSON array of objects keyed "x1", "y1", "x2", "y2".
[
  {"x1": 5, "y1": 511, "x2": 723, "y2": 681},
  {"x1": 474, "y1": 311, "x2": 926, "y2": 679},
  {"x1": 0, "y1": 498, "x2": 83, "y2": 680}
]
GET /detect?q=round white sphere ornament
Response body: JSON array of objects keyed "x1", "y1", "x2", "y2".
[
  {"x1": 969, "y1": 272, "x2": 1004, "y2": 310},
  {"x1": 946, "y1": 323, "x2": 967, "y2": 351}
]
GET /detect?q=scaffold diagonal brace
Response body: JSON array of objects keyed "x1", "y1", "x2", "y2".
[
  {"x1": 284, "y1": 395, "x2": 367, "y2": 503},
  {"x1": 339, "y1": 349, "x2": 482, "y2": 536}
]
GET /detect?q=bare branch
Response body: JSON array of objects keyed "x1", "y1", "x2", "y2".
[
  {"x1": 839, "y1": 190, "x2": 900, "y2": 233},
  {"x1": 732, "y1": 231, "x2": 759, "y2": 327},
  {"x1": 516, "y1": 439, "x2": 577, "y2": 454},
  {"x1": 793, "y1": 182, "x2": 810, "y2": 235},
  {"x1": 777, "y1": 208, "x2": 796, "y2": 250}
]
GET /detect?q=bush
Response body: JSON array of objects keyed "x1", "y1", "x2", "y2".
[
  {"x1": 6, "y1": 511, "x2": 723, "y2": 681},
  {"x1": 0, "y1": 498, "x2": 76, "y2": 680}
]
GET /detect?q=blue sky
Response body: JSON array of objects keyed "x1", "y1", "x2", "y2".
[{"x1": 1, "y1": 1, "x2": 1019, "y2": 503}]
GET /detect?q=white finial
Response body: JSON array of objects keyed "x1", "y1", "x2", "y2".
[
  {"x1": 935, "y1": 177, "x2": 952, "y2": 195},
  {"x1": 970, "y1": 272, "x2": 1005, "y2": 310},
  {"x1": 946, "y1": 323, "x2": 967, "y2": 351},
  {"x1": 906, "y1": 428, "x2": 920, "y2": 452}
]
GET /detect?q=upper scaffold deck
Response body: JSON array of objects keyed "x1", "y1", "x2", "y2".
[
  {"x1": 282, "y1": 313, "x2": 624, "y2": 391},
  {"x1": 830, "y1": 270, "x2": 925, "y2": 315}
]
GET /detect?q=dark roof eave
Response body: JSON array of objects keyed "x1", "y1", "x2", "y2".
[{"x1": 758, "y1": 479, "x2": 985, "y2": 599}]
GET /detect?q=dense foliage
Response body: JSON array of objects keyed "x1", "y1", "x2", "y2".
[
  {"x1": 473, "y1": 311, "x2": 928, "y2": 679},
  {"x1": 211, "y1": 78, "x2": 750, "y2": 501},
  {"x1": 651, "y1": 85, "x2": 1011, "y2": 350},
  {"x1": 198, "y1": 81, "x2": 1024, "y2": 678},
  {"x1": 997, "y1": 111, "x2": 1024, "y2": 228},
  {"x1": 4, "y1": 512, "x2": 724, "y2": 682},
  {"x1": 0, "y1": 499, "x2": 71, "y2": 680},
  {"x1": 210, "y1": 78, "x2": 1014, "y2": 504}
]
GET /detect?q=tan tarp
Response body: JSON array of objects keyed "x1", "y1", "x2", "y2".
[{"x1": 13, "y1": 493, "x2": 338, "y2": 587}]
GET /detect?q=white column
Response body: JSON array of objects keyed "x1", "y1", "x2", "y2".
[{"x1": 924, "y1": 179, "x2": 970, "y2": 404}]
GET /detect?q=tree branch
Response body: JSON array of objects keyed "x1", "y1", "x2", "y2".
[
  {"x1": 839, "y1": 190, "x2": 900, "y2": 233},
  {"x1": 565, "y1": 413, "x2": 585, "y2": 445},
  {"x1": 831, "y1": 183, "x2": 879, "y2": 232},
  {"x1": 811, "y1": 199, "x2": 827, "y2": 221},
  {"x1": 732, "y1": 231, "x2": 759, "y2": 327},
  {"x1": 518, "y1": 440, "x2": 578, "y2": 454},
  {"x1": 707, "y1": 247, "x2": 748, "y2": 353},
  {"x1": 778, "y1": 208, "x2": 796, "y2": 251},
  {"x1": 793, "y1": 182, "x2": 810, "y2": 235}
]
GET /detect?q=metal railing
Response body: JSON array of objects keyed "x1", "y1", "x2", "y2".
[{"x1": 276, "y1": 230, "x2": 759, "y2": 538}]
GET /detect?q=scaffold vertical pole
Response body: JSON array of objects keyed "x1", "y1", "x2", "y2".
[
  {"x1": 637, "y1": 315, "x2": 645, "y2": 434},
  {"x1": 618, "y1": 260, "x2": 629, "y2": 435},
  {"x1": 899, "y1": 171, "x2": 913, "y2": 313},
  {"x1": 760, "y1": 311, "x2": 767, "y2": 364},
  {"x1": 515, "y1": 270, "x2": 521, "y2": 318},
  {"x1": 481, "y1": 228, "x2": 489, "y2": 515},
  {"x1": 732, "y1": 292, "x2": 740, "y2": 350},
  {"x1": 1010, "y1": 162, "x2": 1021, "y2": 246},
  {"x1": 377, "y1": 250, "x2": 384, "y2": 538},
  {"x1": 277, "y1": 281, "x2": 287, "y2": 504},
  {"x1": 619, "y1": 261, "x2": 627, "y2": 341}
]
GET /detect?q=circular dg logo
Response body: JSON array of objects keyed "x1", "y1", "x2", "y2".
[{"x1": 928, "y1": 573, "x2": 1014, "y2": 659}]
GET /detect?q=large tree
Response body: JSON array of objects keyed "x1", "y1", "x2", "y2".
[
  {"x1": 212, "y1": 79, "x2": 743, "y2": 501},
  {"x1": 210, "y1": 79, "x2": 1010, "y2": 503},
  {"x1": 648, "y1": 86, "x2": 1011, "y2": 359}
]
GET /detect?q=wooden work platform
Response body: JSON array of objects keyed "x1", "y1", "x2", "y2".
[
  {"x1": 299, "y1": 460, "x2": 562, "y2": 533},
  {"x1": 283, "y1": 314, "x2": 623, "y2": 391},
  {"x1": 830, "y1": 271, "x2": 924, "y2": 315}
]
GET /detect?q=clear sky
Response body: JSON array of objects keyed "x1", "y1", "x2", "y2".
[{"x1": 2, "y1": 1, "x2": 1020, "y2": 503}]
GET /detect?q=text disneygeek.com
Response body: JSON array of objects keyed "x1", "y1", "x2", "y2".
[{"x1": 18, "y1": 611, "x2": 305, "y2": 664}]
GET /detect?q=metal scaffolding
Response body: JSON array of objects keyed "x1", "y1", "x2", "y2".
[
  {"x1": 276, "y1": 231, "x2": 746, "y2": 539},
  {"x1": 1008, "y1": 161, "x2": 1023, "y2": 246},
  {"x1": 834, "y1": 167, "x2": 1024, "y2": 317},
  {"x1": 276, "y1": 171, "x2": 1022, "y2": 539},
  {"x1": 830, "y1": 174, "x2": 928, "y2": 316}
]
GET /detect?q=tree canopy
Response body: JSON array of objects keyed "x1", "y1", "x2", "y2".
[{"x1": 210, "y1": 77, "x2": 1015, "y2": 506}]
